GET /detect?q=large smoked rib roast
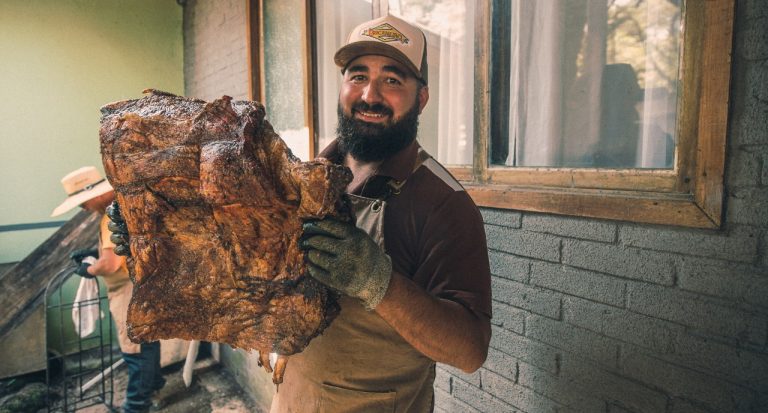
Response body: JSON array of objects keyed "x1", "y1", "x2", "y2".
[{"x1": 99, "y1": 89, "x2": 351, "y2": 383}]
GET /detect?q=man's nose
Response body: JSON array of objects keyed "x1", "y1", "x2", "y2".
[{"x1": 361, "y1": 81, "x2": 383, "y2": 104}]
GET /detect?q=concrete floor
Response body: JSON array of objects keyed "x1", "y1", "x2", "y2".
[
  {"x1": 75, "y1": 357, "x2": 260, "y2": 413},
  {"x1": 0, "y1": 355, "x2": 263, "y2": 413}
]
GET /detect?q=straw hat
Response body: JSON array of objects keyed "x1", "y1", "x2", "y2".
[
  {"x1": 334, "y1": 14, "x2": 428, "y2": 84},
  {"x1": 51, "y1": 166, "x2": 113, "y2": 217}
]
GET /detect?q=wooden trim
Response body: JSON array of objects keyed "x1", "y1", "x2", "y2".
[
  {"x1": 466, "y1": 185, "x2": 717, "y2": 228},
  {"x1": 246, "y1": 0, "x2": 264, "y2": 102},
  {"x1": 485, "y1": 168, "x2": 677, "y2": 192},
  {"x1": 473, "y1": 0, "x2": 491, "y2": 183},
  {"x1": 674, "y1": 0, "x2": 703, "y2": 193},
  {"x1": 693, "y1": 0, "x2": 734, "y2": 227},
  {"x1": 460, "y1": 0, "x2": 733, "y2": 229},
  {"x1": 449, "y1": 167, "x2": 473, "y2": 182},
  {"x1": 303, "y1": 0, "x2": 317, "y2": 158}
]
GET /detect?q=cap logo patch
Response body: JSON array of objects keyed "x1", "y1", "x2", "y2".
[{"x1": 361, "y1": 23, "x2": 409, "y2": 44}]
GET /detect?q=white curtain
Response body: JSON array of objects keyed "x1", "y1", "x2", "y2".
[
  {"x1": 435, "y1": 1, "x2": 474, "y2": 165},
  {"x1": 638, "y1": 0, "x2": 680, "y2": 168},
  {"x1": 506, "y1": 0, "x2": 679, "y2": 169},
  {"x1": 315, "y1": 0, "x2": 373, "y2": 153},
  {"x1": 391, "y1": 0, "x2": 475, "y2": 165},
  {"x1": 507, "y1": 0, "x2": 607, "y2": 167}
]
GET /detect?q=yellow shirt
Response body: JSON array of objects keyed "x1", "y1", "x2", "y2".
[
  {"x1": 99, "y1": 214, "x2": 130, "y2": 292},
  {"x1": 99, "y1": 214, "x2": 140, "y2": 353}
]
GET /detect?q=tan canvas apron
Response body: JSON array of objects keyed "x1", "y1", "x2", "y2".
[
  {"x1": 107, "y1": 282, "x2": 140, "y2": 354},
  {"x1": 271, "y1": 161, "x2": 434, "y2": 413}
]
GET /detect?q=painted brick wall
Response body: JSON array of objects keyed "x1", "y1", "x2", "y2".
[
  {"x1": 435, "y1": 2, "x2": 768, "y2": 412},
  {"x1": 183, "y1": 0, "x2": 248, "y2": 101},
  {"x1": 183, "y1": 1, "x2": 767, "y2": 412}
]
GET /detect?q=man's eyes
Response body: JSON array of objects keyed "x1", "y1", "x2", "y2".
[{"x1": 348, "y1": 74, "x2": 404, "y2": 85}]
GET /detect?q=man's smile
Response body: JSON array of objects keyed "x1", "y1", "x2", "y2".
[
  {"x1": 355, "y1": 111, "x2": 388, "y2": 123},
  {"x1": 352, "y1": 103, "x2": 393, "y2": 124}
]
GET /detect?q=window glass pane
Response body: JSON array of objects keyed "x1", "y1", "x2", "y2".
[
  {"x1": 315, "y1": 0, "x2": 373, "y2": 154},
  {"x1": 264, "y1": 0, "x2": 310, "y2": 161},
  {"x1": 390, "y1": 0, "x2": 475, "y2": 166},
  {"x1": 497, "y1": 0, "x2": 682, "y2": 169}
]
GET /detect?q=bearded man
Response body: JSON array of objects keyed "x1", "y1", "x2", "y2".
[{"x1": 269, "y1": 15, "x2": 492, "y2": 413}]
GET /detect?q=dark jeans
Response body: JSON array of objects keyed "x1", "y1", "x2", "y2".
[{"x1": 121, "y1": 341, "x2": 164, "y2": 413}]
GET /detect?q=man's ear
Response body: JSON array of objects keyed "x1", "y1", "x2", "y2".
[{"x1": 417, "y1": 86, "x2": 429, "y2": 114}]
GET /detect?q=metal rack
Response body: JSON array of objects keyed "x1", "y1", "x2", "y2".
[{"x1": 45, "y1": 267, "x2": 118, "y2": 412}]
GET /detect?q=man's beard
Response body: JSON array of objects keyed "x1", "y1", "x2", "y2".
[{"x1": 336, "y1": 99, "x2": 420, "y2": 163}]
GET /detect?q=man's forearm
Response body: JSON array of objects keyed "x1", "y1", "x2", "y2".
[{"x1": 374, "y1": 272, "x2": 491, "y2": 373}]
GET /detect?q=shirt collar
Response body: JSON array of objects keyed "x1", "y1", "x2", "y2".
[{"x1": 318, "y1": 139, "x2": 420, "y2": 183}]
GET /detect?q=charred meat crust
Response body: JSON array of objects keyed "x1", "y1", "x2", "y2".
[{"x1": 100, "y1": 90, "x2": 351, "y2": 360}]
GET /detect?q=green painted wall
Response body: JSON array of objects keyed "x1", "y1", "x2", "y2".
[{"x1": 0, "y1": 0, "x2": 184, "y2": 263}]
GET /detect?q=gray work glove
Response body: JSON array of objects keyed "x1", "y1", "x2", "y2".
[
  {"x1": 106, "y1": 201, "x2": 131, "y2": 257},
  {"x1": 300, "y1": 219, "x2": 392, "y2": 310}
]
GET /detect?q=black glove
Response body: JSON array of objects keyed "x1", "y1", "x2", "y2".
[
  {"x1": 106, "y1": 201, "x2": 131, "y2": 257},
  {"x1": 300, "y1": 218, "x2": 392, "y2": 310},
  {"x1": 74, "y1": 261, "x2": 95, "y2": 279},
  {"x1": 69, "y1": 248, "x2": 99, "y2": 265}
]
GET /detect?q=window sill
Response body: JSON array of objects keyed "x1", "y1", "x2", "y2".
[{"x1": 464, "y1": 183, "x2": 720, "y2": 229}]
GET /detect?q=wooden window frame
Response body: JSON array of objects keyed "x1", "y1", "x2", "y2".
[
  {"x1": 246, "y1": 0, "x2": 264, "y2": 103},
  {"x1": 247, "y1": 0, "x2": 317, "y2": 157},
  {"x1": 253, "y1": 0, "x2": 734, "y2": 228},
  {"x1": 462, "y1": 0, "x2": 734, "y2": 229}
]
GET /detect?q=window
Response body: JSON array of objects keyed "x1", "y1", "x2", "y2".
[
  {"x1": 494, "y1": 0, "x2": 680, "y2": 169},
  {"x1": 252, "y1": 0, "x2": 734, "y2": 228},
  {"x1": 248, "y1": 0, "x2": 316, "y2": 161},
  {"x1": 468, "y1": 0, "x2": 734, "y2": 228}
]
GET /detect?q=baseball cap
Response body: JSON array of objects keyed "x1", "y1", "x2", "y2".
[{"x1": 334, "y1": 14, "x2": 428, "y2": 85}]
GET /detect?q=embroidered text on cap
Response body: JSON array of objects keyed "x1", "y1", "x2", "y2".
[{"x1": 362, "y1": 23, "x2": 410, "y2": 44}]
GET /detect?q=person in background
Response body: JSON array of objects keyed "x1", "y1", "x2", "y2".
[{"x1": 52, "y1": 166, "x2": 164, "y2": 413}]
